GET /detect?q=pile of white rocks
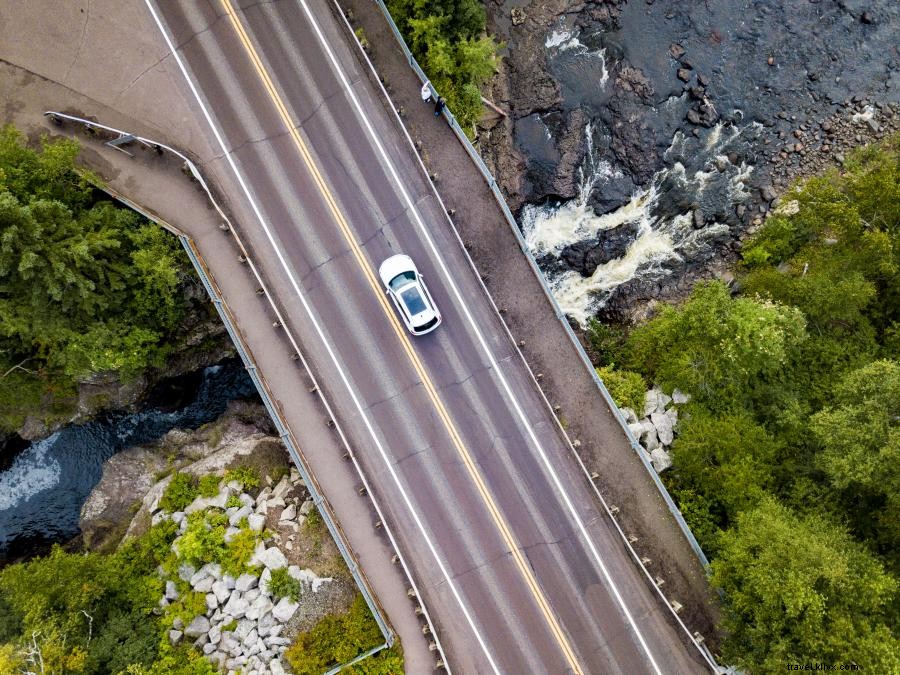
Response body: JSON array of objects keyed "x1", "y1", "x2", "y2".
[
  {"x1": 155, "y1": 472, "x2": 332, "y2": 675},
  {"x1": 620, "y1": 387, "x2": 690, "y2": 473}
]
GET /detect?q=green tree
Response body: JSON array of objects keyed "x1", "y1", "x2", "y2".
[
  {"x1": 811, "y1": 360, "x2": 900, "y2": 567},
  {"x1": 622, "y1": 281, "x2": 807, "y2": 410},
  {"x1": 711, "y1": 498, "x2": 900, "y2": 672}
]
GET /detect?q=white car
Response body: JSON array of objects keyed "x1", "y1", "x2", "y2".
[{"x1": 378, "y1": 254, "x2": 442, "y2": 335}]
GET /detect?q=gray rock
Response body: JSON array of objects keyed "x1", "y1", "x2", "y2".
[
  {"x1": 272, "y1": 476, "x2": 292, "y2": 500},
  {"x1": 168, "y1": 630, "x2": 182, "y2": 646},
  {"x1": 247, "y1": 513, "x2": 265, "y2": 532},
  {"x1": 242, "y1": 627, "x2": 259, "y2": 647},
  {"x1": 299, "y1": 499, "x2": 314, "y2": 516},
  {"x1": 171, "y1": 511, "x2": 186, "y2": 525},
  {"x1": 212, "y1": 580, "x2": 231, "y2": 604},
  {"x1": 235, "y1": 573, "x2": 258, "y2": 593},
  {"x1": 259, "y1": 567, "x2": 272, "y2": 595},
  {"x1": 650, "y1": 448, "x2": 673, "y2": 472},
  {"x1": 272, "y1": 597, "x2": 299, "y2": 623},
  {"x1": 185, "y1": 491, "x2": 228, "y2": 515},
  {"x1": 193, "y1": 576, "x2": 214, "y2": 594},
  {"x1": 184, "y1": 615, "x2": 210, "y2": 638},
  {"x1": 244, "y1": 588, "x2": 261, "y2": 604},
  {"x1": 238, "y1": 493, "x2": 255, "y2": 508},
  {"x1": 209, "y1": 623, "x2": 222, "y2": 645},
  {"x1": 177, "y1": 563, "x2": 196, "y2": 582},
  {"x1": 642, "y1": 428, "x2": 661, "y2": 451},
  {"x1": 223, "y1": 593, "x2": 249, "y2": 619},
  {"x1": 165, "y1": 580, "x2": 179, "y2": 601},
  {"x1": 650, "y1": 411, "x2": 675, "y2": 446},
  {"x1": 202, "y1": 642, "x2": 217, "y2": 655},
  {"x1": 235, "y1": 618, "x2": 255, "y2": 641},
  {"x1": 619, "y1": 407, "x2": 638, "y2": 424},
  {"x1": 671, "y1": 389, "x2": 690, "y2": 405},
  {"x1": 252, "y1": 546, "x2": 288, "y2": 571},
  {"x1": 279, "y1": 503, "x2": 297, "y2": 522},
  {"x1": 205, "y1": 593, "x2": 218, "y2": 611},
  {"x1": 224, "y1": 525, "x2": 241, "y2": 543},
  {"x1": 223, "y1": 574, "x2": 236, "y2": 590},
  {"x1": 172, "y1": 617, "x2": 184, "y2": 631}
]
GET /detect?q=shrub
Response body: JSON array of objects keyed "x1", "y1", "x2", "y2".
[
  {"x1": 285, "y1": 595, "x2": 392, "y2": 674},
  {"x1": 176, "y1": 512, "x2": 225, "y2": 568},
  {"x1": 268, "y1": 567, "x2": 303, "y2": 603},
  {"x1": 224, "y1": 465, "x2": 260, "y2": 491},
  {"x1": 197, "y1": 474, "x2": 221, "y2": 498},
  {"x1": 225, "y1": 494, "x2": 242, "y2": 509},
  {"x1": 221, "y1": 528, "x2": 260, "y2": 577},
  {"x1": 159, "y1": 472, "x2": 199, "y2": 513},
  {"x1": 595, "y1": 366, "x2": 646, "y2": 413}
]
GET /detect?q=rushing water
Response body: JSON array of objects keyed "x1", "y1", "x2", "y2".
[{"x1": 0, "y1": 360, "x2": 256, "y2": 562}]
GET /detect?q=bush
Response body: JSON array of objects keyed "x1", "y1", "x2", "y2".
[
  {"x1": 268, "y1": 567, "x2": 303, "y2": 603},
  {"x1": 285, "y1": 595, "x2": 392, "y2": 674},
  {"x1": 197, "y1": 474, "x2": 221, "y2": 498},
  {"x1": 595, "y1": 366, "x2": 646, "y2": 413},
  {"x1": 224, "y1": 465, "x2": 260, "y2": 491},
  {"x1": 159, "y1": 472, "x2": 199, "y2": 513}
]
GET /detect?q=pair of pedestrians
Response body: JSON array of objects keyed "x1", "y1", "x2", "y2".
[{"x1": 420, "y1": 81, "x2": 445, "y2": 116}]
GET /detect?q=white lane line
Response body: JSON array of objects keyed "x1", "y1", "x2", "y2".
[
  {"x1": 142, "y1": 2, "x2": 500, "y2": 673},
  {"x1": 296, "y1": 2, "x2": 665, "y2": 673}
]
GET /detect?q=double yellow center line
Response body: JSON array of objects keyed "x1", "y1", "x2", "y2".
[{"x1": 217, "y1": 1, "x2": 582, "y2": 671}]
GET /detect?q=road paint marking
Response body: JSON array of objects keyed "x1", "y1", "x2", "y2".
[
  {"x1": 142, "y1": 2, "x2": 495, "y2": 673},
  {"x1": 215, "y1": 1, "x2": 585, "y2": 671},
  {"x1": 294, "y1": 2, "x2": 668, "y2": 673}
]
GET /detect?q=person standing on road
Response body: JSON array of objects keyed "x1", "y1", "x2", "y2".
[
  {"x1": 433, "y1": 96, "x2": 445, "y2": 116},
  {"x1": 420, "y1": 81, "x2": 432, "y2": 104}
]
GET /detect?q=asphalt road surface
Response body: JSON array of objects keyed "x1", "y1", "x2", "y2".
[{"x1": 144, "y1": 1, "x2": 713, "y2": 672}]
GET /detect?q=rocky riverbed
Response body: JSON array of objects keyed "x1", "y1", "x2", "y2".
[{"x1": 481, "y1": 0, "x2": 899, "y2": 324}]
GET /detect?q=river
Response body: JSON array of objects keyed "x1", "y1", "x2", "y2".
[{"x1": 0, "y1": 360, "x2": 256, "y2": 563}]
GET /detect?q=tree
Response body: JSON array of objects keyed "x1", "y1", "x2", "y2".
[
  {"x1": 711, "y1": 498, "x2": 900, "y2": 672},
  {"x1": 622, "y1": 281, "x2": 807, "y2": 410},
  {"x1": 811, "y1": 360, "x2": 900, "y2": 567}
]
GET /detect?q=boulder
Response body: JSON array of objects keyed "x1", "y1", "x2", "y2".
[
  {"x1": 299, "y1": 499, "x2": 314, "y2": 516},
  {"x1": 212, "y1": 580, "x2": 231, "y2": 604},
  {"x1": 272, "y1": 597, "x2": 299, "y2": 623},
  {"x1": 193, "y1": 576, "x2": 214, "y2": 594},
  {"x1": 238, "y1": 493, "x2": 254, "y2": 509},
  {"x1": 223, "y1": 592, "x2": 249, "y2": 619},
  {"x1": 242, "y1": 627, "x2": 259, "y2": 647},
  {"x1": 272, "y1": 476, "x2": 292, "y2": 500},
  {"x1": 209, "y1": 623, "x2": 222, "y2": 645},
  {"x1": 205, "y1": 593, "x2": 218, "y2": 611},
  {"x1": 247, "y1": 513, "x2": 265, "y2": 532},
  {"x1": 177, "y1": 563, "x2": 196, "y2": 582},
  {"x1": 202, "y1": 642, "x2": 217, "y2": 655},
  {"x1": 619, "y1": 407, "x2": 638, "y2": 424},
  {"x1": 235, "y1": 573, "x2": 258, "y2": 593},
  {"x1": 642, "y1": 428, "x2": 661, "y2": 451},
  {"x1": 168, "y1": 630, "x2": 183, "y2": 646},
  {"x1": 185, "y1": 491, "x2": 229, "y2": 515},
  {"x1": 650, "y1": 448, "x2": 673, "y2": 472},
  {"x1": 280, "y1": 504, "x2": 297, "y2": 522},
  {"x1": 184, "y1": 615, "x2": 210, "y2": 638},
  {"x1": 671, "y1": 389, "x2": 690, "y2": 405},
  {"x1": 165, "y1": 580, "x2": 179, "y2": 601},
  {"x1": 650, "y1": 411, "x2": 675, "y2": 446},
  {"x1": 223, "y1": 574, "x2": 236, "y2": 590},
  {"x1": 224, "y1": 526, "x2": 240, "y2": 543},
  {"x1": 643, "y1": 389, "x2": 670, "y2": 416},
  {"x1": 252, "y1": 546, "x2": 288, "y2": 571}
]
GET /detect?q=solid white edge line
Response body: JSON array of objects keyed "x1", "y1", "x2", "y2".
[
  {"x1": 141, "y1": 2, "x2": 499, "y2": 673},
  {"x1": 296, "y1": 2, "x2": 667, "y2": 673}
]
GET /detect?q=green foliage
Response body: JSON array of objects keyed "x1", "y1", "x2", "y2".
[
  {"x1": 622, "y1": 281, "x2": 807, "y2": 410},
  {"x1": 595, "y1": 365, "x2": 646, "y2": 412},
  {"x1": 285, "y1": 595, "x2": 396, "y2": 674},
  {"x1": 224, "y1": 465, "x2": 260, "y2": 491},
  {"x1": 159, "y1": 472, "x2": 199, "y2": 513},
  {"x1": 176, "y1": 511, "x2": 226, "y2": 569},
  {"x1": 0, "y1": 125, "x2": 187, "y2": 406},
  {"x1": 711, "y1": 498, "x2": 900, "y2": 671},
  {"x1": 225, "y1": 494, "x2": 242, "y2": 509},
  {"x1": 197, "y1": 474, "x2": 220, "y2": 498},
  {"x1": 614, "y1": 136, "x2": 900, "y2": 666},
  {"x1": 221, "y1": 528, "x2": 260, "y2": 577},
  {"x1": 268, "y1": 567, "x2": 303, "y2": 602},
  {"x1": 386, "y1": 0, "x2": 499, "y2": 134}
]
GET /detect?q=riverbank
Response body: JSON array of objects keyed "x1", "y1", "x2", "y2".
[{"x1": 481, "y1": 0, "x2": 899, "y2": 324}]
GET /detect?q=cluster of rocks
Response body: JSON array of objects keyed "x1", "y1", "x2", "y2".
[
  {"x1": 670, "y1": 43, "x2": 719, "y2": 129},
  {"x1": 156, "y1": 473, "x2": 331, "y2": 675},
  {"x1": 620, "y1": 387, "x2": 690, "y2": 473}
]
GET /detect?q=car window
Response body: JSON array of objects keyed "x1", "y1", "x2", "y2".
[
  {"x1": 389, "y1": 271, "x2": 416, "y2": 292},
  {"x1": 400, "y1": 286, "x2": 427, "y2": 315}
]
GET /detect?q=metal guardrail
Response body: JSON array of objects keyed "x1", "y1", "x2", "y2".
[
  {"x1": 39, "y1": 110, "x2": 437, "y2": 673},
  {"x1": 368, "y1": 1, "x2": 710, "y2": 570}
]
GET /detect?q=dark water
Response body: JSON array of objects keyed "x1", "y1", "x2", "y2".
[
  {"x1": 514, "y1": 0, "x2": 898, "y2": 323},
  {"x1": 0, "y1": 360, "x2": 256, "y2": 562}
]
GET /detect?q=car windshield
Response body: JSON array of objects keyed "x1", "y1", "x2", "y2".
[
  {"x1": 400, "y1": 286, "x2": 428, "y2": 315},
  {"x1": 389, "y1": 271, "x2": 417, "y2": 292}
]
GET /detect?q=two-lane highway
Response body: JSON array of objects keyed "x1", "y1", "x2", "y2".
[{"x1": 145, "y1": 0, "x2": 712, "y2": 672}]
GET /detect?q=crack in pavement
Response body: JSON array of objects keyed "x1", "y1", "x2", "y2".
[{"x1": 63, "y1": 0, "x2": 91, "y2": 84}]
